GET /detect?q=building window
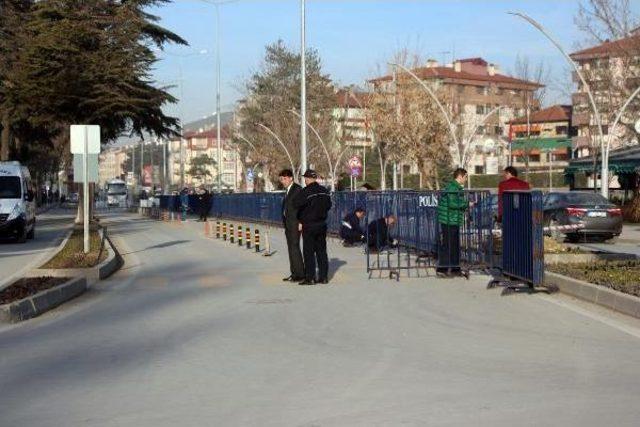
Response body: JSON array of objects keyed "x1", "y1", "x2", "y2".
[
  {"x1": 476, "y1": 105, "x2": 485, "y2": 115},
  {"x1": 477, "y1": 126, "x2": 486, "y2": 135},
  {"x1": 475, "y1": 165, "x2": 484, "y2": 174},
  {"x1": 495, "y1": 87, "x2": 503, "y2": 96},
  {"x1": 494, "y1": 126, "x2": 503, "y2": 135},
  {"x1": 457, "y1": 85, "x2": 465, "y2": 94},
  {"x1": 555, "y1": 126, "x2": 568, "y2": 135},
  {"x1": 476, "y1": 86, "x2": 488, "y2": 95},
  {"x1": 529, "y1": 154, "x2": 540, "y2": 162}
]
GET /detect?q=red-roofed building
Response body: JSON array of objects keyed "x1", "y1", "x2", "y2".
[
  {"x1": 369, "y1": 57, "x2": 544, "y2": 175},
  {"x1": 569, "y1": 30, "x2": 640, "y2": 164}
]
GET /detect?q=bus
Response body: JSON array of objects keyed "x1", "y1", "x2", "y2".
[{"x1": 106, "y1": 178, "x2": 128, "y2": 207}]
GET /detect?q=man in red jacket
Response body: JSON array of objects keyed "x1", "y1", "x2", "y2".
[{"x1": 498, "y1": 166, "x2": 530, "y2": 222}]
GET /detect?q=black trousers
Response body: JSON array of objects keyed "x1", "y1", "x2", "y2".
[
  {"x1": 438, "y1": 223, "x2": 460, "y2": 272},
  {"x1": 302, "y1": 224, "x2": 328, "y2": 281},
  {"x1": 285, "y1": 226, "x2": 305, "y2": 279},
  {"x1": 199, "y1": 203, "x2": 209, "y2": 221}
]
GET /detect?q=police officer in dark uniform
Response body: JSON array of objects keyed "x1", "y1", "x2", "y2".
[{"x1": 293, "y1": 169, "x2": 332, "y2": 285}]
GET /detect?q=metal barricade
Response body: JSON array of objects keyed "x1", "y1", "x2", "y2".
[
  {"x1": 488, "y1": 190, "x2": 545, "y2": 292},
  {"x1": 364, "y1": 190, "x2": 494, "y2": 279}
]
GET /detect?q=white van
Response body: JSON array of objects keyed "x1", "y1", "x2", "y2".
[{"x1": 0, "y1": 162, "x2": 36, "y2": 242}]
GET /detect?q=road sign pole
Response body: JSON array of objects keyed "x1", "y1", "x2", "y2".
[{"x1": 83, "y1": 126, "x2": 89, "y2": 254}]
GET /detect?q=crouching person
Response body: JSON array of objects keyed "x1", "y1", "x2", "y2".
[
  {"x1": 340, "y1": 207, "x2": 366, "y2": 246},
  {"x1": 367, "y1": 215, "x2": 397, "y2": 251}
]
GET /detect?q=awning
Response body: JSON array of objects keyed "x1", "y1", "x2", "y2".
[
  {"x1": 565, "y1": 163, "x2": 639, "y2": 174},
  {"x1": 510, "y1": 137, "x2": 572, "y2": 151},
  {"x1": 564, "y1": 145, "x2": 640, "y2": 175}
]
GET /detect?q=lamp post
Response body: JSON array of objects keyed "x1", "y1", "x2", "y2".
[{"x1": 300, "y1": 0, "x2": 307, "y2": 175}]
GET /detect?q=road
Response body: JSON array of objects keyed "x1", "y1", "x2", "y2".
[
  {"x1": 1, "y1": 212, "x2": 640, "y2": 426},
  {"x1": 575, "y1": 223, "x2": 640, "y2": 256},
  {"x1": 0, "y1": 208, "x2": 74, "y2": 290}
]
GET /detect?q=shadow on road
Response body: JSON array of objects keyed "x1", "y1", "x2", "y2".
[{"x1": 120, "y1": 240, "x2": 192, "y2": 255}]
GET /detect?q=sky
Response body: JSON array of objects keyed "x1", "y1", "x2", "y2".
[{"x1": 149, "y1": 0, "x2": 638, "y2": 124}]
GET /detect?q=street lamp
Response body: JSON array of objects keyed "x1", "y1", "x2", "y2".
[{"x1": 300, "y1": 0, "x2": 307, "y2": 176}]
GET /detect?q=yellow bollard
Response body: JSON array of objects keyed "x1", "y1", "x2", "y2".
[
  {"x1": 222, "y1": 222, "x2": 227, "y2": 241},
  {"x1": 230, "y1": 224, "x2": 235, "y2": 244},
  {"x1": 238, "y1": 225, "x2": 243, "y2": 246},
  {"x1": 216, "y1": 221, "x2": 220, "y2": 239},
  {"x1": 254, "y1": 229, "x2": 260, "y2": 253},
  {"x1": 246, "y1": 228, "x2": 251, "y2": 249}
]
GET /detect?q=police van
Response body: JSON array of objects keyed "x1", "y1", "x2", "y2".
[{"x1": 0, "y1": 162, "x2": 36, "y2": 242}]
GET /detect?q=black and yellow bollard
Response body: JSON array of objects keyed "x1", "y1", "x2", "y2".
[
  {"x1": 230, "y1": 224, "x2": 235, "y2": 244},
  {"x1": 216, "y1": 221, "x2": 220, "y2": 239},
  {"x1": 238, "y1": 225, "x2": 243, "y2": 247},
  {"x1": 222, "y1": 222, "x2": 227, "y2": 241},
  {"x1": 254, "y1": 229, "x2": 260, "y2": 253},
  {"x1": 245, "y1": 228, "x2": 251, "y2": 249}
]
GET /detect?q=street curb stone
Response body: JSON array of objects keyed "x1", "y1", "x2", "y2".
[
  {"x1": 545, "y1": 271, "x2": 640, "y2": 318},
  {"x1": 0, "y1": 276, "x2": 87, "y2": 323}
]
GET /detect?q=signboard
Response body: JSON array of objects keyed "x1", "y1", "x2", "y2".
[
  {"x1": 635, "y1": 119, "x2": 640, "y2": 134},
  {"x1": 348, "y1": 156, "x2": 362, "y2": 177},
  {"x1": 486, "y1": 156, "x2": 499, "y2": 175},
  {"x1": 142, "y1": 165, "x2": 152, "y2": 186},
  {"x1": 70, "y1": 125, "x2": 101, "y2": 154},
  {"x1": 72, "y1": 153, "x2": 99, "y2": 183}
]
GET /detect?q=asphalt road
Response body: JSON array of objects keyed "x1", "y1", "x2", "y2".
[
  {"x1": 0, "y1": 207, "x2": 74, "y2": 290},
  {"x1": 575, "y1": 223, "x2": 640, "y2": 256},
  {"x1": 1, "y1": 212, "x2": 640, "y2": 426}
]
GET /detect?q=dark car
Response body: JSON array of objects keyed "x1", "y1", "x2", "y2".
[{"x1": 543, "y1": 191, "x2": 623, "y2": 242}]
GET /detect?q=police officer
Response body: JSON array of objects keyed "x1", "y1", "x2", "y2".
[{"x1": 293, "y1": 169, "x2": 332, "y2": 285}]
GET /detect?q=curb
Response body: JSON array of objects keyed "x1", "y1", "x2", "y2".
[
  {"x1": 0, "y1": 276, "x2": 87, "y2": 323},
  {"x1": 26, "y1": 229, "x2": 123, "y2": 286},
  {"x1": 545, "y1": 271, "x2": 640, "y2": 319},
  {"x1": 545, "y1": 252, "x2": 638, "y2": 264}
]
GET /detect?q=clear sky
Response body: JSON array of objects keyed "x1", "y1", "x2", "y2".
[{"x1": 149, "y1": 0, "x2": 637, "y2": 124}]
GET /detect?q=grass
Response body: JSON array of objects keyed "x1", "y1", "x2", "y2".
[
  {"x1": 0, "y1": 277, "x2": 69, "y2": 305},
  {"x1": 548, "y1": 261, "x2": 640, "y2": 297},
  {"x1": 43, "y1": 228, "x2": 107, "y2": 269}
]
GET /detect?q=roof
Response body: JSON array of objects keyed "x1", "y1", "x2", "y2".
[
  {"x1": 369, "y1": 59, "x2": 543, "y2": 89},
  {"x1": 510, "y1": 105, "x2": 572, "y2": 125},
  {"x1": 184, "y1": 126, "x2": 231, "y2": 140},
  {"x1": 565, "y1": 145, "x2": 640, "y2": 174},
  {"x1": 335, "y1": 90, "x2": 371, "y2": 108},
  {"x1": 569, "y1": 34, "x2": 640, "y2": 60}
]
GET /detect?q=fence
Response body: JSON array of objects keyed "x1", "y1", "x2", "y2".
[{"x1": 489, "y1": 190, "x2": 545, "y2": 291}]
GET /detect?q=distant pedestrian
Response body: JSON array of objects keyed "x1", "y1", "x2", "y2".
[
  {"x1": 180, "y1": 187, "x2": 189, "y2": 221},
  {"x1": 340, "y1": 207, "x2": 366, "y2": 246},
  {"x1": 294, "y1": 169, "x2": 332, "y2": 285},
  {"x1": 367, "y1": 215, "x2": 397, "y2": 251},
  {"x1": 437, "y1": 168, "x2": 470, "y2": 277},
  {"x1": 279, "y1": 169, "x2": 305, "y2": 283},
  {"x1": 197, "y1": 185, "x2": 211, "y2": 222},
  {"x1": 497, "y1": 166, "x2": 531, "y2": 222}
]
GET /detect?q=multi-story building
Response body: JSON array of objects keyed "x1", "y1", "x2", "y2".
[
  {"x1": 98, "y1": 146, "x2": 128, "y2": 187},
  {"x1": 333, "y1": 89, "x2": 373, "y2": 149},
  {"x1": 369, "y1": 57, "x2": 543, "y2": 175},
  {"x1": 166, "y1": 113, "x2": 242, "y2": 190},
  {"x1": 508, "y1": 104, "x2": 574, "y2": 170},
  {"x1": 570, "y1": 29, "x2": 640, "y2": 158}
]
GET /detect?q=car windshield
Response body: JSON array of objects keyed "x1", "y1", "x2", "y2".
[
  {"x1": 560, "y1": 192, "x2": 611, "y2": 205},
  {"x1": 107, "y1": 184, "x2": 126, "y2": 195},
  {"x1": 0, "y1": 176, "x2": 21, "y2": 199}
]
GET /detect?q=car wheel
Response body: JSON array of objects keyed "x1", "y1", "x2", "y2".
[
  {"x1": 566, "y1": 233, "x2": 581, "y2": 243},
  {"x1": 591, "y1": 234, "x2": 613, "y2": 243},
  {"x1": 27, "y1": 225, "x2": 35, "y2": 239},
  {"x1": 16, "y1": 228, "x2": 27, "y2": 243}
]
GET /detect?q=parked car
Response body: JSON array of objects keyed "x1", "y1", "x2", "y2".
[{"x1": 543, "y1": 191, "x2": 623, "y2": 242}]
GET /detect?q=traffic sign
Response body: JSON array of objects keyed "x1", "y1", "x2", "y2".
[
  {"x1": 72, "y1": 153, "x2": 99, "y2": 183},
  {"x1": 70, "y1": 125, "x2": 101, "y2": 154},
  {"x1": 348, "y1": 156, "x2": 362, "y2": 177}
]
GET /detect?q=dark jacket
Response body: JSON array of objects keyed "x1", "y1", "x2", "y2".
[
  {"x1": 293, "y1": 182, "x2": 332, "y2": 227},
  {"x1": 367, "y1": 218, "x2": 392, "y2": 249},
  {"x1": 282, "y1": 183, "x2": 302, "y2": 229},
  {"x1": 340, "y1": 212, "x2": 364, "y2": 241}
]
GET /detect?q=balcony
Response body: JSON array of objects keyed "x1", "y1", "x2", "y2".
[{"x1": 572, "y1": 112, "x2": 591, "y2": 126}]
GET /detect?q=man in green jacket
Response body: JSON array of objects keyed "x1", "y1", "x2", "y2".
[{"x1": 437, "y1": 168, "x2": 469, "y2": 277}]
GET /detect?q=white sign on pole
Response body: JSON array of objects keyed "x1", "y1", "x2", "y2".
[
  {"x1": 635, "y1": 119, "x2": 640, "y2": 134},
  {"x1": 72, "y1": 153, "x2": 99, "y2": 183},
  {"x1": 70, "y1": 125, "x2": 101, "y2": 154}
]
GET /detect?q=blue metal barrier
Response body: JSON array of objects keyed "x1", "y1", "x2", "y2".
[{"x1": 489, "y1": 190, "x2": 544, "y2": 290}]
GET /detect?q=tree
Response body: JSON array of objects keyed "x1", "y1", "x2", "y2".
[
  {"x1": 0, "y1": 0, "x2": 186, "y2": 221},
  {"x1": 187, "y1": 154, "x2": 216, "y2": 186},
  {"x1": 235, "y1": 40, "x2": 336, "y2": 186}
]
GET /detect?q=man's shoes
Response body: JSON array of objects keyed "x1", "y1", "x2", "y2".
[
  {"x1": 283, "y1": 276, "x2": 294, "y2": 281},
  {"x1": 318, "y1": 278, "x2": 329, "y2": 284},
  {"x1": 298, "y1": 279, "x2": 316, "y2": 286}
]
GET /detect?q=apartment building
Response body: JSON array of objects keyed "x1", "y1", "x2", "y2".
[
  {"x1": 98, "y1": 146, "x2": 128, "y2": 186},
  {"x1": 508, "y1": 104, "x2": 574, "y2": 170},
  {"x1": 570, "y1": 29, "x2": 640, "y2": 158},
  {"x1": 369, "y1": 57, "x2": 543, "y2": 175}
]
